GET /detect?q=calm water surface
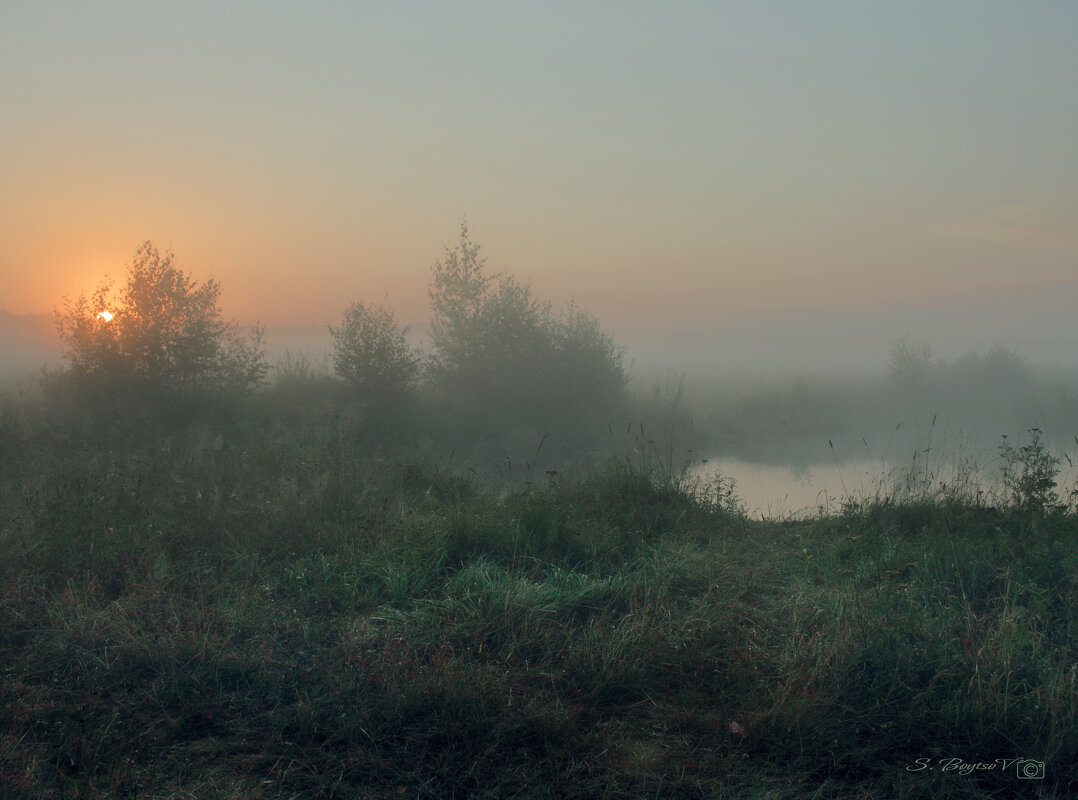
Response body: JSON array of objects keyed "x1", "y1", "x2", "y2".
[
  {"x1": 696, "y1": 458, "x2": 885, "y2": 519},
  {"x1": 696, "y1": 456, "x2": 1078, "y2": 520}
]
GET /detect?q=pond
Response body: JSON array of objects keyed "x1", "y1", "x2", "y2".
[
  {"x1": 694, "y1": 453, "x2": 1078, "y2": 520},
  {"x1": 694, "y1": 457, "x2": 888, "y2": 519}
]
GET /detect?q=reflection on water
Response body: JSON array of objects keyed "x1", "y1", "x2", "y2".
[
  {"x1": 695, "y1": 458, "x2": 885, "y2": 519},
  {"x1": 695, "y1": 455, "x2": 1078, "y2": 520}
]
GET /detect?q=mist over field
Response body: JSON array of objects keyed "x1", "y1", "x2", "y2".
[
  {"x1": 3, "y1": 243, "x2": 1078, "y2": 798},
  {"x1": 5, "y1": 279, "x2": 1078, "y2": 520},
  {"x1": 4, "y1": 1, "x2": 1078, "y2": 796}
]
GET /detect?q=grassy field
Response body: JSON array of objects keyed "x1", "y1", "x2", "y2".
[{"x1": 2, "y1": 385, "x2": 1077, "y2": 798}]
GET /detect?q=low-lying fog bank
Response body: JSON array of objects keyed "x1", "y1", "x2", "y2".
[{"x1": 5, "y1": 303, "x2": 1077, "y2": 519}]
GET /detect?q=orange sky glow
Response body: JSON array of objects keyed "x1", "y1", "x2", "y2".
[{"x1": 2, "y1": 2, "x2": 1076, "y2": 364}]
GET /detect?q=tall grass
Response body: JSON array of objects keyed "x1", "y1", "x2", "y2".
[{"x1": 1, "y1": 385, "x2": 1076, "y2": 798}]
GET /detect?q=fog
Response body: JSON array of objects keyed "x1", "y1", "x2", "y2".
[
  {"x1": 6, "y1": 287, "x2": 1077, "y2": 521},
  {"x1": 627, "y1": 316, "x2": 1078, "y2": 516},
  {"x1": 0, "y1": 311, "x2": 59, "y2": 375}
]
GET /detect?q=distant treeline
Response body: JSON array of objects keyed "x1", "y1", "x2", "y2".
[{"x1": 695, "y1": 337, "x2": 1078, "y2": 464}]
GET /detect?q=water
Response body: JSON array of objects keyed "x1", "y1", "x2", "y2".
[
  {"x1": 695, "y1": 454, "x2": 1078, "y2": 520},
  {"x1": 696, "y1": 457, "x2": 887, "y2": 519}
]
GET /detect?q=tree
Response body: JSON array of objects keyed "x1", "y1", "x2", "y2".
[
  {"x1": 981, "y1": 344, "x2": 1027, "y2": 382},
  {"x1": 54, "y1": 242, "x2": 267, "y2": 393},
  {"x1": 886, "y1": 337, "x2": 936, "y2": 387},
  {"x1": 427, "y1": 222, "x2": 494, "y2": 391},
  {"x1": 426, "y1": 224, "x2": 627, "y2": 418},
  {"x1": 549, "y1": 302, "x2": 627, "y2": 413},
  {"x1": 464, "y1": 274, "x2": 554, "y2": 405},
  {"x1": 330, "y1": 301, "x2": 419, "y2": 401}
]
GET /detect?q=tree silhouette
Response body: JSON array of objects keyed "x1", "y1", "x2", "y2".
[
  {"x1": 427, "y1": 222, "x2": 496, "y2": 392},
  {"x1": 886, "y1": 337, "x2": 936, "y2": 388},
  {"x1": 330, "y1": 301, "x2": 419, "y2": 402},
  {"x1": 55, "y1": 242, "x2": 267, "y2": 393},
  {"x1": 426, "y1": 224, "x2": 627, "y2": 419}
]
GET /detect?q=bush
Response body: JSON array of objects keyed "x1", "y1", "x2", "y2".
[
  {"x1": 998, "y1": 428, "x2": 1062, "y2": 514},
  {"x1": 330, "y1": 301, "x2": 419, "y2": 403}
]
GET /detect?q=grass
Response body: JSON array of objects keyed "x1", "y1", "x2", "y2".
[{"x1": 1, "y1": 385, "x2": 1077, "y2": 798}]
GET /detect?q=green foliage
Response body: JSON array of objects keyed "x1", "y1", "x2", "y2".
[
  {"x1": 53, "y1": 242, "x2": 267, "y2": 394},
  {"x1": 329, "y1": 300, "x2": 419, "y2": 402},
  {"x1": 3, "y1": 391, "x2": 1078, "y2": 798},
  {"x1": 999, "y1": 428, "x2": 1062, "y2": 514},
  {"x1": 427, "y1": 222, "x2": 494, "y2": 383},
  {"x1": 427, "y1": 224, "x2": 627, "y2": 420},
  {"x1": 550, "y1": 302, "x2": 627, "y2": 414}
]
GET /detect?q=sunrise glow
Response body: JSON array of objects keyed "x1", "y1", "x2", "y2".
[
  {"x1": 0, "y1": 2, "x2": 1075, "y2": 364},
  {"x1": 2, "y1": 9, "x2": 1077, "y2": 795}
]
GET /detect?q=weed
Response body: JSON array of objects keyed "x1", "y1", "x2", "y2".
[
  {"x1": 999, "y1": 428, "x2": 1063, "y2": 514},
  {"x1": 2, "y1": 388, "x2": 1077, "y2": 799}
]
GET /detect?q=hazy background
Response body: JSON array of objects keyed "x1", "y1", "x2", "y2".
[{"x1": 3, "y1": 1, "x2": 1077, "y2": 379}]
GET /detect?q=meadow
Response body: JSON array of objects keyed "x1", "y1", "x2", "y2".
[{"x1": 1, "y1": 373, "x2": 1076, "y2": 800}]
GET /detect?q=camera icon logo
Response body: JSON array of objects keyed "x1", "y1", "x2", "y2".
[{"x1": 1016, "y1": 759, "x2": 1045, "y2": 780}]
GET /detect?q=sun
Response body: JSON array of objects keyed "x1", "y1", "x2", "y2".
[{"x1": 96, "y1": 310, "x2": 113, "y2": 322}]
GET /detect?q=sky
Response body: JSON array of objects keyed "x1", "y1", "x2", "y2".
[{"x1": 2, "y1": 1, "x2": 1077, "y2": 366}]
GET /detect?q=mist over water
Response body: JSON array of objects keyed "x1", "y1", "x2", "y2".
[
  {"x1": 624, "y1": 322, "x2": 1078, "y2": 518},
  {"x1": 4, "y1": 299, "x2": 1078, "y2": 516},
  {"x1": 4, "y1": 242, "x2": 1078, "y2": 796}
]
